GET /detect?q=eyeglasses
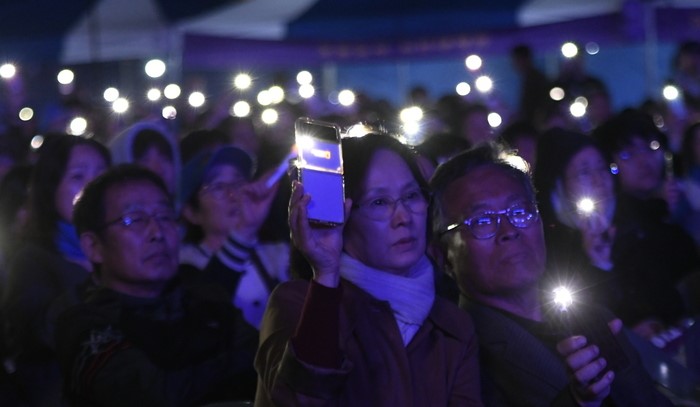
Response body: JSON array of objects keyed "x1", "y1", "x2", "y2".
[
  {"x1": 102, "y1": 209, "x2": 178, "y2": 233},
  {"x1": 617, "y1": 140, "x2": 662, "y2": 161},
  {"x1": 567, "y1": 165, "x2": 611, "y2": 184},
  {"x1": 352, "y1": 188, "x2": 428, "y2": 221},
  {"x1": 442, "y1": 202, "x2": 539, "y2": 240},
  {"x1": 200, "y1": 181, "x2": 246, "y2": 200}
]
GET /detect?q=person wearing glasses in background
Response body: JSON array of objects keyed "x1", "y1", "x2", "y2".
[
  {"x1": 54, "y1": 165, "x2": 259, "y2": 405},
  {"x1": 255, "y1": 133, "x2": 482, "y2": 406},
  {"x1": 178, "y1": 145, "x2": 289, "y2": 329},
  {"x1": 430, "y1": 143, "x2": 672, "y2": 406}
]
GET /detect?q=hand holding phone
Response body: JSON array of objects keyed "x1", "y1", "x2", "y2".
[{"x1": 294, "y1": 117, "x2": 345, "y2": 226}]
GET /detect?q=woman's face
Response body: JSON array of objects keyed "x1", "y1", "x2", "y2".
[
  {"x1": 188, "y1": 164, "x2": 247, "y2": 238},
  {"x1": 615, "y1": 137, "x2": 664, "y2": 197},
  {"x1": 55, "y1": 144, "x2": 108, "y2": 223},
  {"x1": 344, "y1": 149, "x2": 427, "y2": 275},
  {"x1": 564, "y1": 146, "x2": 615, "y2": 204}
]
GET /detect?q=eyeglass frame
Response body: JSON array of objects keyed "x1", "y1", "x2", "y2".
[
  {"x1": 441, "y1": 202, "x2": 540, "y2": 240},
  {"x1": 199, "y1": 180, "x2": 247, "y2": 200},
  {"x1": 101, "y1": 209, "x2": 179, "y2": 232},
  {"x1": 351, "y1": 188, "x2": 430, "y2": 221}
]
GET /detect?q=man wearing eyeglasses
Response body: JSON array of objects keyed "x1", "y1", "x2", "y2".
[
  {"x1": 430, "y1": 144, "x2": 672, "y2": 406},
  {"x1": 53, "y1": 165, "x2": 258, "y2": 406}
]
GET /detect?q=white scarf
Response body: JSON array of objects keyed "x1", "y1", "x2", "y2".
[{"x1": 339, "y1": 253, "x2": 435, "y2": 346}]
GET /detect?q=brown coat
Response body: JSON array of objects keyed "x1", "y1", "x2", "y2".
[{"x1": 254, "y1": 279, "x2": 482, "y2": 407}]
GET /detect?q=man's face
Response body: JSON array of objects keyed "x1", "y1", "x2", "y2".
[
  {"x1": 439, "y1": 166, "x2": 546, "y2": 301},
  {"x1": 82, "y1": 180, "x2": 179, "y2": 297}
]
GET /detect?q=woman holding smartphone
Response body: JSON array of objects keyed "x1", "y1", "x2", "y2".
[{"x1": 255, "y1": 133, "x2": 482, "y2": 406}]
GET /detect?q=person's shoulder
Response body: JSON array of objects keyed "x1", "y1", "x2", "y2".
[
  {"x1": 268, "y1": 279, "x2": 311, "y2": 304},
  {"x1": 429, "y1": 297, "x2": 477, "y2": 341}
]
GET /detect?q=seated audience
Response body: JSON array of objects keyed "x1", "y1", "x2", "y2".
[
  {"x1": 55, "y1": 165, "x2": 258, "y2": 405},
  {"x1": 430, "y1": 143, "x2": 672, "y2": 406},
  {"x1": 255, "y1": 133, "x2": 482, "y2": 406}
]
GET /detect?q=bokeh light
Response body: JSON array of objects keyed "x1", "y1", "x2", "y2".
[
  {"x1": 57, "y1": 69, "x2": 74, "y2": 85},
  {"x1": 103, "y1": 87, "x2": 119, "y2": 102},
  {"x1": 569, "y1": 101, "x2": 586, "y2": 118},
  {"x1": 475, "y1": 76, "x2": 493, "y2": 93},
  {"x1": 30, "y1": 135, "x2": 44, "y2": 150},
  {"x1": 231, "y1": 101, "x2": 251, "y2": 117},
  {"x1": 663, "y1": 85, "x2": 680, "y2": 101},
  {"x1": 112, "y1": 97, "x2": 129, "y2": 113},
  {"x1": 561, "y1": 42, "x2": 579, "y2": 58},
  {"x1": 550, "y1": 87, "x2": 565, "y2": 101},
  {"x1": 234, "y1": 73, "x2": 252, "y2": 90},
  {"x1": 147, "y1": 88, "x2": 161, "y2": 101},
  {"x1": 585, "y1": 42, "x2": 600, "y2": 55},
  {"x1": 18, "y1": 107, "x2": 34, "y2": 121},
  {"x1": 163, "y1": 84, "x2": 181, "y2": 99},
  {"x1": 400, "y1": 106, "x2": 423, "y2": 123},
  {"x1": 268, "y1": 86, "x2": 285, "y2": 104},
  {"x1": 338, "y1": 89, "x2": 355, "y2": 106},
  {"x1": 465, "y1": 55, "x2": 482, "y2": 71},
  {"x1": 0, "y1": 63, "x2": 16, "y2": 79},
  {"x1": 68, "y1": 117, "x2": 87, "y2": 136},
  {"x1": 257, "y1": 90, "x2": 272, "y2": 106},
  {"x1": 296, "y1": 71, "x2": 313, "y2": 85},
  {"x1": 456, "y1": 82, "x2": 471, "y2": 96},
  {"x1": 261, "y1": 108, "x2": 278, "y2": 125},
  {"x1": 299, "y1": 84, "x2": 315, "y2": 99},
  {"x1": 144, "y1": 59, "x2": 166, "y2": 78},
  {"x1": 487, "y1": 112, "x2": 502, "y2": 128},
  {"x1": 162, "y1": 105, "x2": 177, "y2": 120},
  {"x1": 188, "y1": 91, "x2": 205, "y2": 108}
]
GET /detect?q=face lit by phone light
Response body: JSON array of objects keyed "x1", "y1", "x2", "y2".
[{"x1": 553, "y1": 286, "x2": 574, "y2": 312}]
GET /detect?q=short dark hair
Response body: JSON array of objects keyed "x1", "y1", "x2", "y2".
[
  {"x1": 429, "y1": 143, "x2": 536, "y2": 237},
  {"x1": 593, "y1": 108, "x2": 668, "y2": 161},
  {"x1": 73, "y1": 165, "x2": 170, "y2": 236},
  {"x1": 341, "y1": 133, "x2": 428, "y2": 203}
]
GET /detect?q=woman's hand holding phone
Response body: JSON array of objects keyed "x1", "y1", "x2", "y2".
[{"x1": 288, "y1": 181, "x2": 352, "y2": 288}]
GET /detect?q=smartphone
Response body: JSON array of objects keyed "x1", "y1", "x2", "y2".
[{"x1": 294, "y1": 117, "x2": 345, "y2": 225}]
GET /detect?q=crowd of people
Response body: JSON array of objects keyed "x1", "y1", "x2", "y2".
[{"x1": 0, "y1": 41, "x2": 698, "y2": 406}]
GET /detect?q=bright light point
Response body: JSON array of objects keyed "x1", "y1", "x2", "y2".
[
  {"x1": 585, "y1": 42, "x2": 600, "y2": 55},
  {"x1": 68, "y1": 117, "x2": 87, "y2": 136},
  {"x1": 231, "y1": 101, "x2": 251, "y2": 117},
  {"x1": 650, "y1": 140, "x2": 661, "y2": 151},
  {"x1": 30, "y1": 135, "x2": 44, "y2": 150},
  {"x1": 146, "y1": 88, "x2": 161, "y2": 101},
  {"x1": 400, "y1": 106, "x2": 424, "y2": 123},
  {"x1": 261, "y1": 108, "x2": 278, "y2": 125},
  {"x1": 299, "y1": 84, "x2": 315, "y2": 99},
  {"x1": 144, "y1": 59, "x2": 166, "y2": 78},
  {"x1": 161, "y1": 106, "x2": 176, "y2": 120},
  {"x1": 575, "y1": 96, "x2": 588, "y2": 107},
  {"x1": 550, "y1": 87, "x2": 565, "y2": 101},
  {"x1": 553, "y1": 286, "x2": 574, "y2": 310},
  {"x1": 561, "y1": 42, "x2": 579, "y2": 58},
  {"x1": 345, "y1": 123, "x2": 372, "y2": 138},
  {"x1": 403, "y1": 121, "x2": 420, "y2": 136},
  {"x1": 18, "y1": 107, "x2": 34, "y2": 121},
  {"x1": 112, "y1": 97, "x2": 129, "y2": 114},
  {"x1": 296, "y1": 70, "x2": 313, "y2": 85},
  {"x1": 503, "y1": 154, "x2": 529, "y2": 173},
  {"x1": 188, "y1": 91, "x2": 205, "y2": 108},
  {"x1": 577, "y1": 198, "x2": 595, "y2": 214},
  {"x1": 268, "y1": 86, "x2": 285, "y2": 104},
  {"x1": 456, "y1": 82, "x2": 471, "y2": 96},
  {"x1": 257, "y1": 90, "x2": 272, "y2": 106},
  {"x1": 465, "y1": 55, "x2": 482, "y2": 71},
  {"x1": 57, "y1": 69, "x2": 74, "y2": 85},
  {"x1": 487, "y1": 112, "x2": 502, "y2": 128},
  {"x1": 233, "y1": 73, "x2": 252, "y2": 90},
  {"x1": 338, "y1": 89, "x2": 355, "y2": 106},
  {"x1": 475, "y1": 76, "x2": 493, "y2": 93},
  {"x1": 0, "y1": 63, "x2": 16, "y2": 79},
  {"x1": 610, "y1": 163, "x2": 619, "y2": 175},
  {"x1": 570, "y1": 101, "x2": 586, "y2": 118},
  {"x1": 663, "y1": 85, "x2": 680, "y2": 101},
  {"x1": 103, "y1": 87, "x2": 119, "y2": 102},
  {"x1": 163, "y1": 84, "x2": 181, "y2": 99}
]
